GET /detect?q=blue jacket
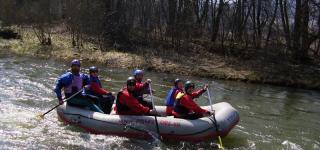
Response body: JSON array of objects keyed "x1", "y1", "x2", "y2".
[
  {"x1": 165, "y1": 87, "x2": 179, "y2": 106},
  {"x1": 54, "y1": 72, "x2": 89, "y2": 100}
]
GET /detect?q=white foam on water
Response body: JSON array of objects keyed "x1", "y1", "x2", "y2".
[
  {"x1": 248, "y1": 140, "x2": 257, "y2": 150},
  {"x1": 18, "y1": 79, "x2": 52, "y2": 93},
  {"x1": 282, "y1": 140, "x2": 303, "y2": 150},
  {"x1": 237, "y1": 105, "x2": 250, "y2": 110},
  {"x1": 236, "y1": 125, "x2": 245, "y2": 129}
]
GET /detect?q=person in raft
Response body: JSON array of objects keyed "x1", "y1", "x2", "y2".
[
  {"x1": 115, "y1": 77, "x2": 157, "y2": 116},
  {"x1": 133, "y1": 69, "x2": 153, "y2": 109},
  {"x1": 172, "y1": 81, "x2": 213, "y2": 120},
  {"x1": 165, "y1": 78, "x2": 184, "y2": 115},
  {"x1": 54, "y1": 59, "x2": 104, "y2": 113},
  {"x1": 82, "y1": 66, "x2": 115, "y2": 114}
]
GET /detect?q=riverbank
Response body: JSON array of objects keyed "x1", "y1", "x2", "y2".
[{"x1": 0, "y1": 28, "x2": 319, "y2": 90}]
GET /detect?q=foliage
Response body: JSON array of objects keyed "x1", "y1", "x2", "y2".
[{"x1": 0, "y1": 0, "x2": 319, "y2": 63}]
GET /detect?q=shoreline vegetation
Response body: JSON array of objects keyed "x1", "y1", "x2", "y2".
[
  {"x1": 0, "y1": 26, "x2": 319, "y2": 90},
  {"x1": 0, "y1": 0, "x2": 319, "y2": 90}
]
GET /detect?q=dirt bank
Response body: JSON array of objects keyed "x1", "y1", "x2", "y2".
[{"x1": 0, "y1": 28, "x2": 319, "y2": 90}]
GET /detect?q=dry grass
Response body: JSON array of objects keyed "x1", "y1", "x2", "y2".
[{"x1": 1, "y1": 27, "x2": 319, "y2": 90}]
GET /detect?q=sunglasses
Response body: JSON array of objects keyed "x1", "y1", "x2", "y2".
[
  {"x1": 71, "y1": 65, "x2": 81, "y2": 67},
  {"x1": 127, "y1": 82, "x2": 136, "y2": 86}
]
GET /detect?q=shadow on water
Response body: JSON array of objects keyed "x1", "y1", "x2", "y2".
[{"x1": 282, "y1": 91, "x2": 302, "y2": 120}]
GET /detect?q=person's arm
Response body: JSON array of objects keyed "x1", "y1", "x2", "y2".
[
  {"x1": 54, "y1": 77, "x2": 64, "y2": 101},
  {"x1": 82, "y1": 74, "x2": 90, "y2": 86},
  {"x1": 91, "y1": 82, "x2": 109, "y2": 95},
  {"x1": 180, "y1": 97, "x2": 208, "y2": 114},
  {"x1": 123, "y1": 94, "x2": 150, "y2": 114},
  {"x1": 143, "y1": 81, "x2": 151, "y2": 94},
  {"x1": 191, "y1": 89, "x2": 206, "y2": 98},
  {"x1": 143, "y1": 78, "x2": 156, "y2": 94}
]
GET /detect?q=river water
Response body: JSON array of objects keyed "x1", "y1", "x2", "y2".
[{"x1": 0, "y1": 54, "x2": 319, "y2": 150}]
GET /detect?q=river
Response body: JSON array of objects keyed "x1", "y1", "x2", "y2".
[{"x1": 0, "y1": 54, "x2": 319, "y2": 149}]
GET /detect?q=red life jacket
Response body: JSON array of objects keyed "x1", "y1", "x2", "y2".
[
  {"x1": 135, "y1": 81, "x2": 146, "y2": 96},
  {"x1": 134, "y1": 81, "x2": 152, "y2": 109},
  {"x1": 173, "y1": 95, "x2": 190, "y2": 117},
  {"x1": 115, "y1": 91, "x2": 130, "y2": 112},
  {"x1": 173, "y1": 89, "x2": 208, "y2": 117},
  {"x1": 115, "y1": 88, "x2": 150, "y2": 115}
]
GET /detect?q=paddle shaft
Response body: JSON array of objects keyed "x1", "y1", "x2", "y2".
[
  {"x1": 207, "y1": 88, "x2": 224, "y2": 150},
  {"x1": 41, "y1": 88, "x2": 84, "y2": 117},
  {"x1": 148, "y1": 84, "x2": 161, "y2": 136},
  {"x1": 207, "y1": 88, "x2": 214, "y2": 111}
]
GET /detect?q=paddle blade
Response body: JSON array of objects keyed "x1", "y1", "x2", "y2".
[
  {"x1": 36, "y1": 113, "x2": 45, "y2": 119},
  {"x1": 217, "y1": 136, "x2": 224, "y2": 150}
]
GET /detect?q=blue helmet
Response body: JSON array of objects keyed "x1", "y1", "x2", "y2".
[
  {"x1": 133, "y1": 69, "x2": 144, "y2": 76},
  {"x1": 71, "y1": 59, "x2": 81, "y2": 67}
]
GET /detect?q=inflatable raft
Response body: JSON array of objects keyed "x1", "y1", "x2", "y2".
[{"x1": 57, "y1": 102, "x2": 239, "y2": 142}]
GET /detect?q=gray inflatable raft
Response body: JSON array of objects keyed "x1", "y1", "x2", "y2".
[{"x1": 57, "y1": 102, "x2": 239, "y2": 142}]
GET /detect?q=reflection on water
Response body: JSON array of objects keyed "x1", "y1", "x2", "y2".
[{"x1": 0, "y1": 55, "x2": 319, "y2": 149}]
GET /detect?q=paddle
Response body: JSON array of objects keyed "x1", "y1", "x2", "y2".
[
  {"x1": 148, "y1": 83, "x2": 161, "y2": 139},
  {"x1": 207, "y1": 86, "x2": 225, "y2": 150},
  {"x1": 36, "y1": 88, "x2": 84, "y2": 119}
]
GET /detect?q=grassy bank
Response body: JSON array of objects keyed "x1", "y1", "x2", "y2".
[{"x1": 0, "y1": 28, "x2": 320, "y2": 90}]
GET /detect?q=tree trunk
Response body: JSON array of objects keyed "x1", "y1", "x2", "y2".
[
  {"x1": 265, "y1": 0, "x2": 279, "y2": 48},
  {"x1": 251, "y1": 0, "x2": 257, "y2": 47},
  {"x1": 292, "y1": 0, "x2": 311, "y2": 62},
  {"x1": 211, "y1": 0, "x2": 223, "y2": 42},
  {"x1": 168, "y1": 0, "x2": 177, "y2": 45},
  {"x1": 256, "y1": 0, "x2": 262, "y2": 48},
  {"x1": 279, "y1": 0, "x2": 291, "y2": 49}
]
